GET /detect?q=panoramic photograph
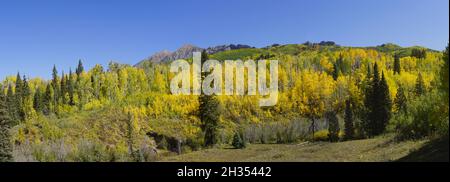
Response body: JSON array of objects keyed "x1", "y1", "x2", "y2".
[{"x1": 0, "y1": 0, "x2": 448, "y2": 169}]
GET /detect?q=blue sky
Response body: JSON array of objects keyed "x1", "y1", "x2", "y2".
[{"x1": 0, "y1": 0, "x2": 448, "y2": 79}]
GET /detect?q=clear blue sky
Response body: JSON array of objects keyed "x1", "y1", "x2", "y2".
[{"x1": 0, "y1": 0, "x2": 448, "y2": 79}]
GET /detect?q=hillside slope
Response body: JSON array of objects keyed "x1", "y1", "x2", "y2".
[{"x1": 160, "y1": 135, "x2": 432, "y2": 162}]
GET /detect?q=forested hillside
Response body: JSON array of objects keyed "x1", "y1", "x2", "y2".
[{"x1": 0, "y1": 42, "x2": 448, "y2": 162}]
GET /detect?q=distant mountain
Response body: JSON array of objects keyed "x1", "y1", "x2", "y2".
[
  {"x1": 205, "y1": 44, "x2": 252, "y2": 54},
  {"x1": 135, "y1": 44, "x2": 253, "y2": 67}
]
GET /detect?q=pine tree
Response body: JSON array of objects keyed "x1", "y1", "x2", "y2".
[
  {"x1": 22, "y1": 75, "x2": 34, "y2": 120},
  {"x1": 326, "y1": 111, "x2": 340, "y2": 142},
  {"x1": 377, "y1": 72, "x2": 392, "y2": 135},
  {"x1": 76, "y1": 60, "x2": 84, "y2": 77},
  {"x1": 51, "y1": 65, "x2": 60, "y2": 111},
  {"x1": 15, "y1": 73, "x2": 24, "y2": 121},
  {"x1": 415, "y1": 72, "x2": 425, "y2": 96},
  {"x1": 393, "y1": 54, "x2": 401, "y2": 75},
  {"x1": 6, "y1": 85, "x2": 18, "y2": 124},
  {"x1": 364, "y1": 63, "x2": 380, "y2": 137},
  {"x1": 0, "y1": 91, "x2": 13, "y2": 162},
  {"x1": 232, "y1": 130, "x2": 246, "y2": 149},
  {"x1": 364, "y1": 64, "x2": 391, "y2": 137},
  {"x1": 43, "y1": 83, "x2": 53, "y2": 115},
  {"x1": 60, "y1": 72, "x2": 67, "y2": 105},
  {"x1": 33, "y1": 87, "x2": 43, "y2": 113},
  {"x1": 344, "y1": 99, "x2": 354, "y2": 140},
  {"x1": 336, "y1": 53, "x2": 345, "y2": 74},
  {"x1": 394, "y1": 85, "x2": 407, "y2": 113},
  {"x1": 75, "y1": 61, "x2": 84, "y2": 109},
  {"x1": 332, "y1": 63, "x2": 339, "y2": 81},
  {"x1": 68, "y1": 69, "x2": 75, "y2": 106},
  {"x1": 198, "y1": 51, "x2": 220, "y2": 147}
]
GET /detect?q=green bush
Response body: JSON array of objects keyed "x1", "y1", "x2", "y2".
[
  {"x1": 390, "y1": 91, "x2": 449, "y2": 140},
  {"x1": 232, "y1": 131, "x2": 246, "y2": 149}
]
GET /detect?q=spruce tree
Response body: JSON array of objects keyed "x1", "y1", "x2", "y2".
[
  {"x1": 364, "y1": 64, "x2": 391, "y2": 137},
  {"x1": 344, "y1": 99, "x2": 354, "y2": 140},
  {"x1": 326, "y1": 111, "x2": 340, "y2": 142},
  {"x1": 393, "y1": 54, "x2": 401, "y2": 75},
  {"x1": 394, "y1": 85, "x2": 407, "y2": 113},
  {"x1": 377, "y1": 72, "x2": 392, "y2": 135},
  {"x1": 15, "y1": 73, "x2": 25, "y2": 121},
  {"x1": 6, "y1": 85, "x2": 18, "y2": 124},
  {"x1": 68, "y1": 70, "x2": 75, "y2": 106},
  {"x1": 76, "y1": 60, "x2": 84, "y2": 77},
  {"x1": 43, "y1": 83, "x2": 53, "y2": 115},
  {"x1": 441, "y1": 42, "x2": 449, "y2": 104},
  {"x1": 332, "y1": 63, "x2": 339, "y2": 81},
  {"x1": 0, "y1": 91, "x2": 13, "y2": 162},
  {"x1": 60, "y1": 72, "x2": 67, "y2": 105},
  {"x1": 232, "y1": 130, "x2": 246, "y2": 149},
  {"x1": 22, "y1": 76, "x2": 33, "y2": 120},
  {"x1": 33, "y1": 87, "x2": 43, "y2": 113},
  {"x1": 364, "y1": 63, "x2": 380, "y2": 137},
  {"x1": 415, "y1": 72, "x2": 425, "y2": 96},
  {"x1": 51, "y1": 65, "x2": 60, "y2": 109},
  {"x1": 198, "y1": 51, "x2": 220, "y2": 147},
  {"x1": 75, "y1": 61, "x2": 84, "y2": 110}
]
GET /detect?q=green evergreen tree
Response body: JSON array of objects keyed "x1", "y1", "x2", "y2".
[
  {"x1": 0, "y1": 91, "x2": 13, "y2": 162},
  {"x1": 393, "y1": 54, "x2": 401, "y2": 75},
  {"x1": 76, "y1": 60, "x2": 84, "y2": 77},
  {"x1": 344, "y1": 99, "x2": 354, "y2": 140},
  {"x1": 68, "y1": 69, "x2": 75, "y2": 106},
  {"x1": 415, "y1": 72, "x2": 425, "y2": 96},
  {"x1": 364, "y1": 64, "x2": 391, "y2": 137},
  {"x1": 33, "y1": 87, "x2": 43, "y2": 113},
  {"x1": 394, "y1": 85, "x2": 407, "y2": 113},
  {"x1": 441, "y1": 42, "x2": 449, "y2": 105},
  {"x1": 332, "y1": 63, "x2": 339, "y2": 81},
  {"x1": 15, "y1": 73, "x2": 25, "y2": 121},
  {"x1": 22, "y1": 76, "x2": 33, "y2": 120},
  {"x1": 22, "y1": 76, "x2": 31, "y2": 102},
  {"x1": 43, "y1": 83, "x2": 53, "y2": 115},
  {"x1": 60, "y1": 72, "x2": 67, "y2": 105},
  {"x1": 232, "y1": 130, "x2": 246, "y2": 149},
  {"x1": 364, "y1": 63, "x2": 380, "y2": 137},
  {"x1": 377, "y1": 72, "x2": 392, "y2": 134},
  {"x1": 75, "y1": 61, "x2": 84, "y2": 109},
  {"x1": 6, "y1": 85, "x2": 18, "y2": 124},
  {"x1": 51, "y1": 65, "x2": 60, "y2": 111},
  {"x1": 411, "y1": 48, "x2": 427, "y2": 59},
  {"x1": 326, "y1": 111, "x2": 340, "y2": 142},
  {"x1": 199, "y1": 51, "x2": 220, "y2": 147}
]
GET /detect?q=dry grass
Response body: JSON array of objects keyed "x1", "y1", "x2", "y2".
[{"x1": 159, "y1": 135, "x2": 429, "y2": 162}]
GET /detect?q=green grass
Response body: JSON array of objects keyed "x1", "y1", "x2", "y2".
[{"x1": 159, "y1": 135, "x2": 436, "y2": 162}]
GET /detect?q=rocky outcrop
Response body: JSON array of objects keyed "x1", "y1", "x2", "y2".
[{"x1": 135, "y1": 44, "x2": 252, "y2": 67}]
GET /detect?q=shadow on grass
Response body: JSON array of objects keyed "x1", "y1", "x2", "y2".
[{"x1": 397, "y1": 135, "x2": 449, "y2": 162}]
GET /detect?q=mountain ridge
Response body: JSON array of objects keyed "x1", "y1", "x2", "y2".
[{"x1": 135, "y1": 44, "x2": 253, "y2": 67}]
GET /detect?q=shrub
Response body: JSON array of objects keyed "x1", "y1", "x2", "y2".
[
  {"x1": 232, "y1": 131, "x2": 246, "y2": 149},
  {"x1": 390, "y1": 91, "x2": 449, "y2": 140},
  {"x1": 313, "y1": 130, "x2": 330, "y2": 141},
  {"x1": 313, "y1": 130, "x2": 344, "y2": 142}
]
